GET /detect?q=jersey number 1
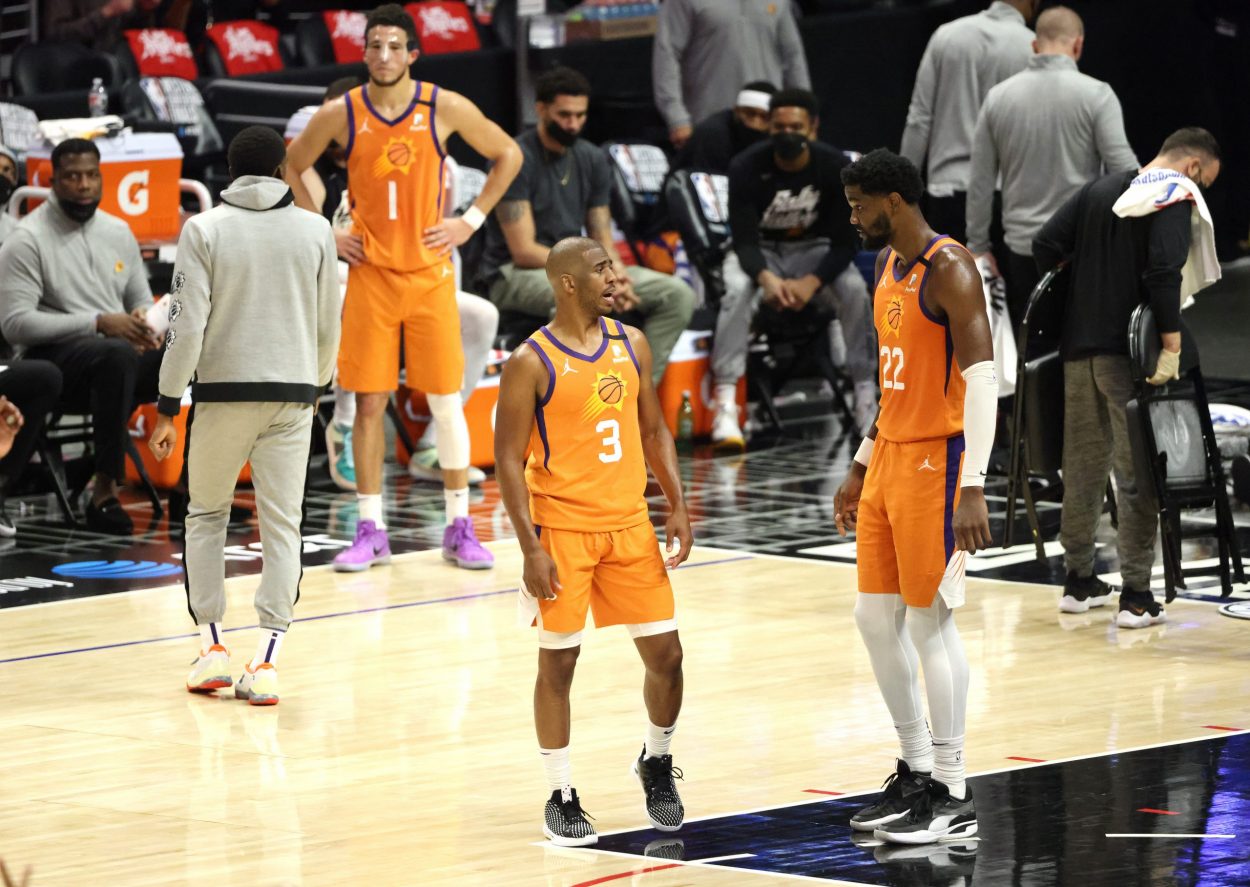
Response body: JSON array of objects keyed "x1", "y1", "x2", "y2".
[
  {"x1": 388, "y1": 181, "x2": 398, "y2": 221},
  {"x1": 597, "y1": 419, "x2": 622, "y2": 463}
]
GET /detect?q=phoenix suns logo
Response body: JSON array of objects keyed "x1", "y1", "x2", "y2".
[{"x1": 581, "y1": 371, "x2": 626, "y2": 422}]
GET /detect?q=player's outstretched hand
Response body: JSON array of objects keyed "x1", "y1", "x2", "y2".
[
  {"x1": 423, "y1": 218, "x2": 475, "y2": 255},
  {"x1": 834, "y1": 468, "x2": 865, "y2": 537},
  {"x1": 952, "y1": 487, "x2": 992, "y2": 554},
  {"x1": 664, "y1": 504, "x2": 693, "y2": 569},
  {"x1": 148, "y1": 415, "x2": 178, "y2": 462},
  {"x1": 523, "y1": 548, "x2": 562, "y2": 601}
]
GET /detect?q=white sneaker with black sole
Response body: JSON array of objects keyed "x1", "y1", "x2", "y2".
[
  {"x1": 543, "y1": 787, "x2": 597, "y2": 846},
  {"x1": 632, "y1": 747, "x2": 685, "y2": 831}
]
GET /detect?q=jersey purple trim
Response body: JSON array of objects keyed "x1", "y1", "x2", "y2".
[
  {"x1": 344, "y1": 93, "x2": 356, "y2": 159},
  {"x1": 539, "y1": 318, "x2": 611, "y2": 363},
  {"x1": 892, "y1": 233, "x2": 944, "y2": 282},
  {"x1": 614, "y1": 320, "x2": 640, "y2": 373},
  {"x1": 362, "y1": 82, "x2": 420, "y2": 127},
  {"x1": 429, "y1": 84, "x2": 446, "y2": 160},
  {"x1": 527, "y1": 339, "x2": 556, "y2": 470},
  {"x1": 943, "y1": 433, "x2": 966, "y2": 563}
]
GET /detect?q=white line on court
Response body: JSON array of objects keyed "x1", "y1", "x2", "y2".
[{"x1": 1106, "y1": 833, "x2": 1236, "y2": 839}]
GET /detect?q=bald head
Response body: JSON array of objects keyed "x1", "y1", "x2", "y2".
[
  {"x1": 1036, "y1": 7, "x2": 1084, "y2": 50},
  {"x1": 545, "y1": 236, "x2": 604, "y2": 286}
]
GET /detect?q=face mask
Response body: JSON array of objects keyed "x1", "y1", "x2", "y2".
[
  {"x1": 545, "y1": 119, "x2": 579, "y2": 148},
  {"x1": 0, "y1": 176, "x2": 13, "y2": 208},
  {"x1": 60, "y1": 198, "x2": 100, "y2": 224},
  {"x1": 772, "y1": 132, "x2": 808, "y2": 161}
]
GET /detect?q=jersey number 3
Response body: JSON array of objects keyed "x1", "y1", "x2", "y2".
[
  {"x1": 880, "y1": 346, "x2": 905, "y2": 390},
  {"x1": 597, "y1": 419, "x2": 622, "y2": 463}
]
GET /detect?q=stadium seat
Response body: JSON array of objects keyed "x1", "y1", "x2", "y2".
[
  {"x1": 404, "y1": 1, "x2": 482, "y2": 55},
  {"x1": 201, "y1": 20, "x2": 287, "y2": 78},
  {"x1": 296, "y1": 10, "x2": 368, "y2": 67},
  {"x1": 119, "y1": 28, "x2": 199, "y2": 81},
  {"x1": 120, "y1": 77, "x2": 226, "y2": 194},
  {"x1": 603, "y1": 141, "x2": 670, "y2": 261},
  {"x1": 11, "y1": 41, "x2": 118, "y2": 96}
]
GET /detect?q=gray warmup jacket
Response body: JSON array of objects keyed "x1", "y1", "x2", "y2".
[{"x1": 157, "y1": 176, "x2": 340, "y2": 416}]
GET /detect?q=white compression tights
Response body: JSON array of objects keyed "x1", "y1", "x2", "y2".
[{"x1": 426, "y1": 391, "x2": 470, "y2": 472}]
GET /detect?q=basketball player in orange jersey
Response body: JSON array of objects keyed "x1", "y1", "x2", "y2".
[
  {"x1": 494, "y1": 237, "x2": 693, "y2": 846},
  {"x1": 284, "y1": 4, "x2": 522, "y2": 572},
  {"x1": 834, "y1": 149, "x2": 997, "y2": 845}
]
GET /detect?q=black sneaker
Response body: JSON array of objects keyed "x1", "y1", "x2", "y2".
[
  {"x1": 875, "y1": 780, "x2": 976, "y2": 844},
  {"x1": 850, "y1": 759, "x2": 931, "y2": 832},
  {"x1": 1116, "y1": 587, "x2": 1166, "y2": 629},
  {"x1": 643, "y1": 837, "x2": 685, "y2": 860},
  {"x1": 1060, "y1": 571, "x2": 1114, "y2": 613},
  {"x1": 633, "y1": 747, "x2": 685, "y2": 831},
  {"x1": 543, "y1": 787, "x2": 597, "y2": 847},
  {"x1": 86, "y1": 496, "x2": 134, "y2": 535}
]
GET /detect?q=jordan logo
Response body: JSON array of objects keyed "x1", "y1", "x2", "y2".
[
  {"x1": 357, "y1": 116, "x2": 372, "y2": 135},
  {"x1": 561, "y1": 359, "x2": 578, "y2": 376},
  {"x1": 918, "y1": 455, "x2": 937, "y2": 472},
  {"x1": 441, "y1": 265, "x2": 452, "y2": 278}
]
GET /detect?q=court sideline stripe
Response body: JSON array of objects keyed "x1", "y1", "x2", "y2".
[
  {"x1": 569, "y1": 854, "x2": 755, "y2": 887},
  {"x1": 0, "y1": 554, "x2": 754, "y2": 665}
]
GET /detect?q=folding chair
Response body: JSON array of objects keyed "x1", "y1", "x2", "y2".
[
  {"x1": 42, "y1": 411, "x2": 164, "y2": 523},
  {"x1": 603, "y1": 142, "x2": 670, "y2": 262},
  {"x1": 1126, "y1": 304, "x2": 1244, "y2": 600}
]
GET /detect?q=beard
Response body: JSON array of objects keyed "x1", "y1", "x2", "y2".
[
  {"x1": 60, "y1": 198, "x2": 100, "y2": 224},
  {"x1": 859, "y1": 216, "x2": 892, "y2": 250},
  {"x1": 369, "y1": 70, "x2": 406, "y2": 88}
]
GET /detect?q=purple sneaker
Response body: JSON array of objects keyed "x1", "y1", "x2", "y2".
[
  {"x1": 334, "y1": 520, "x2": 391, "y2": 572},
  {"x1": 442, "y1": 517, "x2": 494, "y2": 570}
]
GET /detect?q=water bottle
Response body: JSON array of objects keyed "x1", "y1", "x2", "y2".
[
  {"x1": 88, "y1": 78, "x2": 108, "y2": 117},
  {"x1": 676, "y1": 391, "x2": 694, "y2": 453}
]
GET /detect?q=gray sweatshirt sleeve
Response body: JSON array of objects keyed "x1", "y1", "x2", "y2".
[
  {"x1": 121, "y1": 235, "x2": 154, "y2": 312},
  {"x1": 900, "y1": 40, "x2": 939, "y2": 169},
  {"x1": 315, "y1": 225, "x2": 341, "y2": 389},
  {"x1": 652, "y1": 0, "x2": 693, "y2": 131},
  {"x1": 0, "y1": 233, "x2": 97, "y2": 345},
  {"x1": 157, "y1": 221, "x2": 211, "y2": 416},
  {"x1": 1092, "y1": 86, "x2": 1139, "y2": 173},
  {"x1": 778, "y1": 4, "x2": 811, "y2": 89},
  {"x1": 965, "y1": 102, "x2": 999, "y2": 254}
]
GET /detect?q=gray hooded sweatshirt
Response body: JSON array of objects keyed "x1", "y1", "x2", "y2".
[{"x1": 157, "y1": 176, "x2": 340, "y2": 416}]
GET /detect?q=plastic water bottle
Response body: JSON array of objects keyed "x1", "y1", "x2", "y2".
[
  {"x1": 676, "y1": 391, "x2": 694, "y2": 453},
  {"x1": 88, "y1": 78, "x2": 108, "y2": 117}
]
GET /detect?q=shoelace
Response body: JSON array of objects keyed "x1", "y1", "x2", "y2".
[
  {"x1": 558, "y1": 788, "x2": 595, "y2": 821},
  {"x1": 643, "y1": 760, "x2": 685, "y2": 801}
]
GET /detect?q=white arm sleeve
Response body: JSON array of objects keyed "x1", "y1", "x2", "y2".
[{"x1": 961, "y1": 360, "x2": 998, "y2": 487}]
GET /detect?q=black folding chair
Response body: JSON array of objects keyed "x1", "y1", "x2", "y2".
[{"x1": 1125, "y1": 304, "x2": 1244, "y2": 600}]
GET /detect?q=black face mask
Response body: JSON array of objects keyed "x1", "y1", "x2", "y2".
[
  {"x1": 0, "y1": 176, "x2": 13, "y2": 208},
  {"x1": 772, "y1": 132, "x2": 808, "y2": 161},
  {"x1": 59, "y1": 197, "x2": 100, "y2": 224},
  {"x1": 545, "y1": 119, "x2": 579, "y2": 148}
]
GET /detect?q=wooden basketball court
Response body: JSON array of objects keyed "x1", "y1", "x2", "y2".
[{"x1": 1, "y1": 542, "x2": 1244, "y2": 885}]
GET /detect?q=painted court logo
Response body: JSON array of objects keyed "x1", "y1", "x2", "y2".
[
  {"x1": 52, "y1": 560, "x2": 183, "y2": 580},
  {"x1": 1219, "y1": 601, "x2": 1250, "y2": 620}
]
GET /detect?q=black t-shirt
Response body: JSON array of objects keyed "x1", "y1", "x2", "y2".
[
  {"x1": 1034, "y1": 169, "x2": 1191, "y2": 361},
  {"x1": 672, "y1": 109, "x2": 769, "y2": 176},
  {"x1": 479, "y1": 128, "x2": 612, "y2": 284},
  {"x1": 727, "y1": 140, "x2": 858, "y2": 285}
]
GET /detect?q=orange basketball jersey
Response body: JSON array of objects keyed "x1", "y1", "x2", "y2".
[
  {"x1": 524, "y1": 319, "x2": 650, "y2": 533},
  {"x1": 344, "y1": 82, "x2": 446, "y2": 272},
  {"x1": 873, "y1": 235, "x2": 969, "y2": 444}
]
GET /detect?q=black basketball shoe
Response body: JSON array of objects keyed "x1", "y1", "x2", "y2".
[
  {"x1": 875, "y1": 780, "x2": 976, "y2": 844},
  {"x1": 1060, "y1": 571, "x2": 1114, "y2": 613},
  {"x1": 1116, "y1": 587, "x2": 1166, "y2": 629},
  {"x1": 850, "y1": 759, "x2": 931, "y2": 832},
  {"x1": 633, "y1": 747, "x2": 685, "y2": 831},
  {"x1": 543, "y1": 787, "x2": 597, "y2": 847}
]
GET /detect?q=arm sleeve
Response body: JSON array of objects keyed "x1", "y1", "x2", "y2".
[
  {"x1": 315, "y1": 224, "x2": 342, "y2": 388},
  {"x1": 1032, "y1": 184, "x2": 1084, "y2": 273},
  {"x1": 960, "y1": 360, "x2": 999, "y2": 487},
  {"x1": 899, "y1": 38, "x2": 939, "y2": 170},
  {"x1": 728, "y1": 158, "x2": 767, "y2": 282},
  {"x1": 121, "y1": 235, "x2": 154, "y2": 311},
  {"x1": 1142, "y1": 202, "x2": 1190, "y2": 334},
  {"x1": 1093, "y1": 87, "x2": 1139, "y2": 174},
  {"x1": 157, "y1": 222, "x2": 210, "y2": 415},
  {"x1": 778, "y1": 2, "x2": 811, "y2": 89},
  {"x1": 965, "y1": 103, "x2": 998, "y2": 254},
  {"x1": 0, "y1": 234, "x2": 98, "y2": 345},
  {"x1": 651, "y1": 0, "x2": 693, "y2": 130}
]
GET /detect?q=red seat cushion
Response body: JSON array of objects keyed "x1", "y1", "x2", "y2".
[
  {"x1": 204, "y1": 20, "x2": 284, "y2": 76},
  {"x1": 124, "y1": 28, "x2": 198, "y2": 80},
  {"x1": 404, "y1": 2, "x2": 481, "y2": 55},
  {"x1": 322, "y1": 10, "x2": 367, "y2": 64}
]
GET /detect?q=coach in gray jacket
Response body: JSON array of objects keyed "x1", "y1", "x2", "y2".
[
  {"x1": 966, "y1": 5, "x2": 1138, "y2": 324},
  {"x1": 150, "y1": 126, "x2": 340, "y2": 706}
]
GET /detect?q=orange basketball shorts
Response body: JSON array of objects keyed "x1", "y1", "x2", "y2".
[
  {"x1": 535, "y1": 522, "x2": 675, "y2": 633},
  {"x1": 856, "y1": 434, "x2": 967, "y2": 608},
  {"x1": 338, "y1": 261, "x2": 464, "y2": 395}
]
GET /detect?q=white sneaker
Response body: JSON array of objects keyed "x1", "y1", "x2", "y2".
[
  {"x1": 186, "y1": 644, "x2": 233, "y2": 693},
  {"x1": 235, "y1": 662, "x2": 279, "y2": 705},
  {"x1": 711, "y1": 404, "x2": 745, "y2": 451},
  {"x1": 325, "y1": 421, "x2": 357, "y2": 492},
  {"x1": 408, "y1": 446, "x2": 486, "y2": 486}
]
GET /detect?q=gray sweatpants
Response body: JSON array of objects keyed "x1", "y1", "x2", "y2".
[
  {"x1": 185, "y1": 401, "x2": 313, "y2": 631},
  {"x1": 1060, "y1": 356, "x2": 1158, "y2": 589},
  {"x1": 713, "y1": 241, "x2": 876, "y2": 386}
]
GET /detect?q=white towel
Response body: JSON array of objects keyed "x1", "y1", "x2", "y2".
[
  {"x1": 36, "y1": 116, "x2": 125, "y2": 145},
  {"x1": 1111, "y1": 168, "x2": 1221, "y2": 309}
]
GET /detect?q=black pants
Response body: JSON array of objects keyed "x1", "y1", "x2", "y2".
[
  {"x1": 0, "y1": 360, "x2": 63, "y2": 492},
  {"x1": 27, "y1": 337, "x2": 163, "y2": 482},
  {"x1": 923, "y1": 191, "x2": 968, "y2": 247},
  {"x1": 1005, "y1": 249, "x2": 1040, "y2": 331}
]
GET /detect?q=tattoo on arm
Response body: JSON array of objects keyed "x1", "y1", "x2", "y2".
[{"x1": 496, "y1": 200, "x2": 528, "y2": 224}]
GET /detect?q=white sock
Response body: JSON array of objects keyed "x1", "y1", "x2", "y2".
[
  {"x1": 249, "y1": 629, "x2": 284, "y2": 670},
  {"x1": 932, "y1": 735, "x2": 966, "y2": 799},
  {"x1": 540, "y1": 745, "x2": 571, "y2": 793},
  {"x1": 332, "y1": 384, "x2": 355, "y2": 427},
  {"x1": 445, "y1": 487, "x2": 469, "y2": 524},
  {"x1": 644, "y1": 720, "x2": 676, "y2": 759},
  {"x1": 714, "y1": 382, "x2": 737, "y2": 410},
  {"x1": 896, "y1": 715, "x2": 934, "y2": 774},
  {"x1": 198, "y1": 622, "x2": 223, "y2": 654},
  {"x1": 358, "y1": 493, "x2": 385, "y2": 529}
]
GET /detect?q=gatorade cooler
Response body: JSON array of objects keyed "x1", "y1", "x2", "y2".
[
  {"x1": 26, "y1": 132, "x2": 184, "y2": 243},
  {"x1": 656, "y1": 329, "x2": 745, "y2": 437}
]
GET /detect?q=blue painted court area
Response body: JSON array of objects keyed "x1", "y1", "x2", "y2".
[{"x1": 595, "y1": 732, "x2": 1250, "y2": 886}]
